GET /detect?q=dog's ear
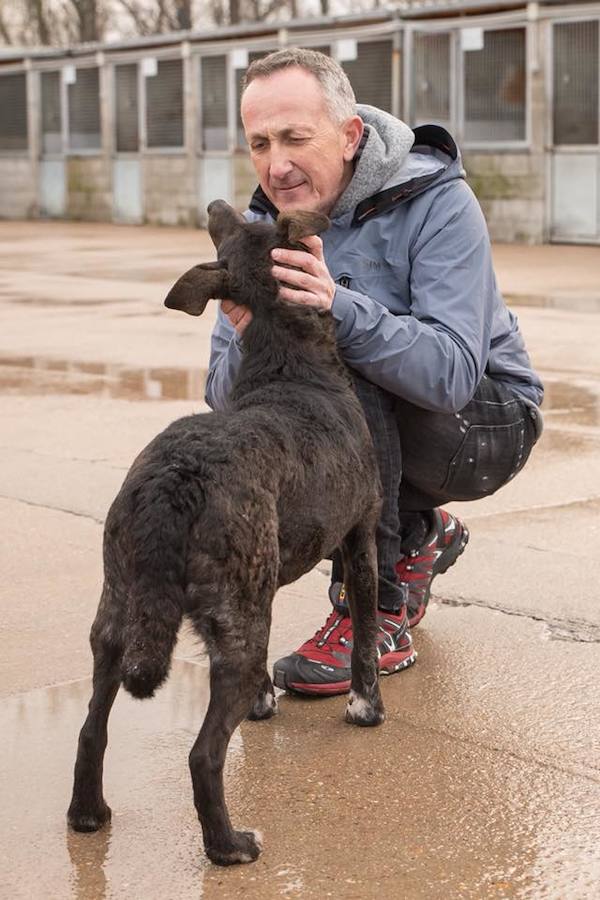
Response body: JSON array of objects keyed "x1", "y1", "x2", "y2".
[
  {"x1": 164, "y1": 261, "x2": 230, "y2": 317},
  {"x1": 207, "y1": 199, "x2": 246, "y2": 251},
  {"x1": 276, "y1": 210, "x2": 330, "y2": 244}
]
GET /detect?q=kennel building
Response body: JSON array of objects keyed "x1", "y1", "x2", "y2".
[{"x1": 0, "y1": 0, "x2": 599, "y2": 244}]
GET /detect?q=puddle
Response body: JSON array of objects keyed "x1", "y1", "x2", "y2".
[
  {"x1": 0, "y1": 660, "x2": 213, "y2": 900},
  {"x1": 2, "y1": 648, "x2": 600, "y2": 899},
  {"x1": 1, "y1": 357, "x2": 598, "y2": 422},
  {"x1": 64, "y1": 268, "x2": 181, "y2": 283},
  {"x1": 507, "y1": 293, "x2": 600, "y2": 313},
  {"x1": 0, "y1": 355, "x2": 206, "y2": 402},
  {"x1": 542, "y1": 379, "x2": 600, "y2": 427}
]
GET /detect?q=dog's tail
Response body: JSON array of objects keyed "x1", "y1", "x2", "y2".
[{"x1": 119, "y1": 480, "x2": 189, "y2": 700}]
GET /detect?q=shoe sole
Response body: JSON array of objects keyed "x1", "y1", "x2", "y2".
[
  {"x1": 379, "y1": 645, "x2": 418, "y2": 676},
  {"x1": 275, "y1": 645, "x2": 417, "y2": 697},
  {"x1": 408, "y1": 522, "x2": 470, "y2": 628}
]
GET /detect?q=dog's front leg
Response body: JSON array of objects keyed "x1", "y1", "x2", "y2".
[
  {"x1": 247, "y1": 672, "x2": 277, "y2": 720},
  {"x1": 341, "y1": 517, "x2": 385, "y2": 727}
]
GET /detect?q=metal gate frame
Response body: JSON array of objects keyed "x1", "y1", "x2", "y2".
[{"x1": 548, "y1": 14, "x2": 600, "y2": 244}]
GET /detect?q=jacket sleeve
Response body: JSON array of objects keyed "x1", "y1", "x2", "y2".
[
  {"x1": 204, "y1": 304, "x2": 244, "y2": 410},
  {"x1": 331, "y1": 181, "x2": 494, "y2": 413}
]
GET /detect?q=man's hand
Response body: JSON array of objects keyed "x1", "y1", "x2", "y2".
[
  {"x1": 221, "y1": 299, "x2": 253, "y2": 335},
  {"x1": 271, "y1": 235, "x2": 336, "y2": 312}
]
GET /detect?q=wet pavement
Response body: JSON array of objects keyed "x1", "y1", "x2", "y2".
[{"x1": 1, "y1": 222, "x2": 599, "y2": 899}]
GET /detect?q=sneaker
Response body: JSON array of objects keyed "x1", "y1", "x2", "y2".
[
  {"x1": 396, "y1": 509, "x2": 469, "y2": 628},
  {"x1": 272, "y1": 586, "x2": 416, "y2": 696}
]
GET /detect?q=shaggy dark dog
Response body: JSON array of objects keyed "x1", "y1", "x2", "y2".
[{"x1": 67, "y1": 200, "x2": 384, "y2": 866}]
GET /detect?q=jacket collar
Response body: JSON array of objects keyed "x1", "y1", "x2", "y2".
[{"x1": 248, "y1": 124, "x2": 459, "y2": 226}]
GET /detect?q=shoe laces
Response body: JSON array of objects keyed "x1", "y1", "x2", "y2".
[
  {"x1": 303, "y1": 608, "x2": 354, "y2": 652},
  {"x1": 396, "y1": 547, "x2": 432, "y2": 582}
]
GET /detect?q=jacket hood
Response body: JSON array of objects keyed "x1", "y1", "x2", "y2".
[
  {"x1": 248, "y1": 107, "x2": 463, "y2": 225},
  {"x1": 330, "y1": 105, "x2": 415, "y2": 218}
]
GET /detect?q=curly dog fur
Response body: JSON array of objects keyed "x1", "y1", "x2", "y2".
[{"x1": 67, "y1": 200, "x2": 384, "y2": 866}]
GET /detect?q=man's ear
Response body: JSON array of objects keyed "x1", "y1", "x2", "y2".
[
  {"x1": 276, "y1": 211, "x2": 330, "y2": 245},
  {"x1": 164, "y1": 261, "x2": 230, "y2": 317}
]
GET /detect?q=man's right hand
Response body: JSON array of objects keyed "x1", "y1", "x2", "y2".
[{"x1": 221, "y1": 299, "x2": 253, "y2": 336}]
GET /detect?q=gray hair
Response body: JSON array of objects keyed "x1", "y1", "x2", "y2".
[{"x1": 242, "y1": 48, "x2": 356, "y2": 124}]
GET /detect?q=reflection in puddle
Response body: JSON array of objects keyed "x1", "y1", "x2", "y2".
[
  {"x1": 6, "y1": 296, "x2": 113, "y2": 307},
  {"x1": 67, "y1": 824, "x2": 111, "y2": 900},
  {"x1": 64, "y1": 268, "x2": 183, "y2": 283},
  {"x1": 1, "y1": 660, "x2": 210, "y2": 900},
  {"x1": 507, "y1": 294, "x2": 600, "y2": 314},
  {"x1": 0, "y1": 354, "x2": 206, "y2": 401}
]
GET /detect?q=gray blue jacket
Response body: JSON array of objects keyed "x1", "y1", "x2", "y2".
[{"x1": 205, "y1": 106, "x2": 543, "y2": 414}]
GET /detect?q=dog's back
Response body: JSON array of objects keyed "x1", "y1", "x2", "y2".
[{"x1": 107, "y1": 360, "x2": 376, "y2": 697}]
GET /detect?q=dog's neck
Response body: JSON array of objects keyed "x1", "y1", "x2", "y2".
[{"x1": 230, "y1": 301, "x2": 351, "y2": 403}]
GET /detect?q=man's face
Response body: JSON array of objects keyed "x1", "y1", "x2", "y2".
[{"x1": 241, "y1": 67, "x2": 363, "y2": 216}]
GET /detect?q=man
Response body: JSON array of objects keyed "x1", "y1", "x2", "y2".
[{"x1": 205, "y1": 48, "x2": 543, "y2": 696}]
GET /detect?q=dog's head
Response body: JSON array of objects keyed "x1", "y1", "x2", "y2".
[{"x1": 164, "y1": 200, "x2": 330, "y2": 317}]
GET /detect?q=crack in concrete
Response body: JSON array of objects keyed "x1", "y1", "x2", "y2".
[
  {"x1": 305, "y1": 565, "x2": 600, "y2": 642},
  {"x1": 0, "y1": 493, "x2": 104, "y2": 525},
  {"x1": 437, "y1": 595, "x2": 600, "y2": 644},
  {"x1": 2, "y1": 497, "x2": 599, "y2": 644},
  {"x1": 0, "y1": 444, "x2": 127, "y2": 469},
  {"x1": 466, "y1": 493, "x2": 600, "y2": 523}
]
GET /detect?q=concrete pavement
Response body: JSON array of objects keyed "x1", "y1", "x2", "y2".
[{"x1": 1, "y1": 222, "x2": 599, "y2": 899}]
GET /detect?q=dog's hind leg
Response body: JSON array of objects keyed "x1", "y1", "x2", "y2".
[
  {"x1": 188, "y1": 587, "x2": 273, "y2": 866},
  {"x1": 68, "y1": 590, "x2": 122, "y2": 832},
  {"x1": 341, "y1": 514, "x2": 386, "y2": 727}
]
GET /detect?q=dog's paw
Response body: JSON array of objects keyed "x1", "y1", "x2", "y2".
[
  {"x1": 206, "y1": 829, "x2": 263, "y2": 866},
  {"x1": 345, "y1": 689, "x2": 385, "y2": 728},
  {"x1": 247, "y1": 690, "x2": 278, "y2": 721},
  {"x1": 67, "y1": 800, "x2": 112, "y2": 832}
]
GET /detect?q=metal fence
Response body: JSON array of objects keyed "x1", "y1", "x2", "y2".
[
  {"x1": 67, "y1": 66, "x2": 101, "y2": 150},
  {"x1": 341, "y1": 38, "x2": 395, "y2": 113},
  {"x1": 40, "y1": 70, "x2": 61, "y2": 154},
  {"x1": 146, "y1": 58, "x2": 184, "y2": 148},
  {"x1": 553, "y1": 19, "x2": 599, "y2": 145},
  {"x1": 1, "y1": 10, "x2": 600, "y2": 156},
  {"x1": 464, "y1": 27, "x2": 526, "y2": 143},
  {"x1": 115, "y1": 63, "x2": 139, "y2": 152},
  {"x1": 201, "y1": 55, "x2": 227, "y2": 151},
  {"x1": 412, "y1": 32, "x2": 451, "y2": 130},
  {"x1": 0, "y1": 72, "x2": 27, "y2": 151}
]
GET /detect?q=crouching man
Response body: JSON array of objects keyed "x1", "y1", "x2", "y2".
[{"x1": 205, "y1": 48, "x2": 544, "y2": 696}]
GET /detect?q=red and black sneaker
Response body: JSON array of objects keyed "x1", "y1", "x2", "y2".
[
  {"x1": 396, "y1": 508, "x2": 469, "y2": 628},
  {"x1": 272, "y1": 586, "x2": 416, "y2": 696}
]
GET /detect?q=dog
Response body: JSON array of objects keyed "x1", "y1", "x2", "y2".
[{"x1": 67, "y1": 200, "x2": 384, "y2": 866}]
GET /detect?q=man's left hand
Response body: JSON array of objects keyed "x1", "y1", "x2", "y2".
[{"x1": 271, "y1": 235, "x2": 336, "y2": 312}]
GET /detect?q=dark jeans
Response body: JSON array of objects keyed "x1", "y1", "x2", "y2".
[{"x1": 332, "y1": 373, "x2": 542, "y2": 612}]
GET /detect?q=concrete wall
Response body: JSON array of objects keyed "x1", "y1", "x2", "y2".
[
  {"x1": 66, "y1": 157, "x2": 112, "y2": 221},
  {"x1": 465, "y1": 153, "x2": 546, "y2": 244},
  {"x1": 0, "y1": 147, "x2": 548, "y2": 244},
  {"x1": 233, "y1": 154, "x2": 258, "y2": 213},
  {"x1": 143, "y1": 156, "x2": 197, "y2": 227},
  {"x1": 0, "y1": 157, "x2": 36, "y2": 219}
]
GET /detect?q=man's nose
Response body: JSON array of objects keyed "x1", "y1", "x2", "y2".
[{"x1": 269, "y1": 146, "x2": 294, "y2": 181}]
